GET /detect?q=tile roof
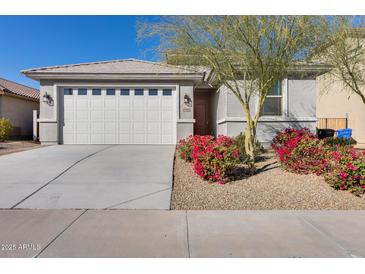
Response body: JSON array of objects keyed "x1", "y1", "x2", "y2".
[
  {"x1": 0, "y1": 77, "x2": 39, "y2": 100},
  {"x1": 22, "y1": 58, "x2": 204, "y2": 75}
]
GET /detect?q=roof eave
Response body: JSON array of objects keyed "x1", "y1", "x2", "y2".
[
  {"x1": 287, "y1": 65, "x2": 332, "y2": 74},
  {"x1": 22, "y1": 72, "x2": 204, "y2": 82},
  {"x1": 206, "y1": 64, "x2": 331, "y2": 85}
]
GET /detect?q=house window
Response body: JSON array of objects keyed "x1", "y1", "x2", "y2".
[
  {"x1": 262, "y1": 81, "x2": 282, "y2": 116},
  {"x1": 149, "y1": 89, "x2": 158, "y2": 96},
  {"x1": 64, "y1": 88, "x2": 73, "y2": 95},
  {"x1": 92, "y1": 89, "x2": 102, "y2": 96},
  {"x1": 120, "y1": 89, "x2": 130, "y2": 96},
  {"x1": 135, "y1": 89, "x2": 144, "y2": 96},
  {"x1": 106, "y1": 89, "x2": 115, "y2": 96},
  {"x1": 78, "y1": 88, "x2": 87, "y2": 95},
  {"x1": 163, "y1": 89, "x2": 172, "y2": 96}
]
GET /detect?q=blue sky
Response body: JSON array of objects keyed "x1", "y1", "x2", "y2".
[{"x1": 0, "y1": 16, "x2": 158, "y2": 88}]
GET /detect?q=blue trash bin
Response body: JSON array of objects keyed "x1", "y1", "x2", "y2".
[{"x1": 336, "y1": 128, "x2": 352, "y2": 139}]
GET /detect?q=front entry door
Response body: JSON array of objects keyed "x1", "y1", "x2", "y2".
[{"x1": 194, "y1": 92, "x2": 211, "y2": 135}]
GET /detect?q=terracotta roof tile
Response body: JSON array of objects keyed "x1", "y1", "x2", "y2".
[{"x1": 0, "y1": 78, "x2": 39, "y2": 100}]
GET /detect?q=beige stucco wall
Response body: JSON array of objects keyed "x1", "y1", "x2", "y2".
[
  {"x1": 38, "y1": 81, "x2": 58, "y2": 144},
  {"x1": 317, "y1": 74, "x2": 365, "y2": 144},
  {"x1": 0, "y1": 94, "x2": 39, "y2": 138}
]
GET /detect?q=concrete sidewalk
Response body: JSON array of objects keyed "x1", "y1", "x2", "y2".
[{"x1": 1, "y1": 210, "x2": 365, "y2": 258}]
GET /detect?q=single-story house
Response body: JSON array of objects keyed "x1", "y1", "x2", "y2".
[
  {"x1": 0, "y1": 77, "x2": 39, "y2": 139},
  {"x1": 22, "y1": 59, "x2": 327, "y2": 145}
]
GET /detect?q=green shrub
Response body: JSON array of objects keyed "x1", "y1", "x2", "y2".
[
  {"x1": 235, "y1": 133, "x2": 265, "y2": 163},
  {"x1": 0, "y1": 118, "x2": 12, "y2": 142},
  {"x1": 323, "y1": 136, "x2": 357, "y2": 147}
]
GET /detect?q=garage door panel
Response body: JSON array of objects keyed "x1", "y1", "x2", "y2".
[
  {"x1": 119, "y1": 98, "x2": 130, "y2": 108},
  {"x1": 162, "y1": 123, "x2": 173, "y2": 133},
  {"x1": 90, "y1": 111, "x2": 103, "y2": 121},
  {"x1": 62, "y1": 87, "x2": 175, "y2": 145},
  {"x1": 90, "y1": 122, "x2": 103, "y2": 131},
  {"x1": 104, "y1": 98, "x2": 116, "y2": 108},
  {"x1": 119, "y1": 110, "x2": 130, "y2": 121},
  {"x1": 133, "y1": 97, "x2": 145, "y2": 108},
  {"x1": 105, "y1": 134, "x2": 117, "y2": 144},
  {"x1": 64, "y1": 99, "x2": 74, "y2": 110},
  {"x1": 119, "y1": 134, "x2": 130, "y2": 144},
  {"x1": 76, "y1": 122, "x2": 89, "y2": 131},
  {"x1": 90, "y1": 134, "x2": 103, "y2": 144},
  {"x1": 105, "y1": 122, "x2": 117, "y2": 131},
  {"x1": 91, "y1": 99, "x2": 103, "y2": 109},
  {"x1": 133, "y1": 134, "x2": 146, "y2": 144},
  {"x1": 162, "y1": 111, "x2": 173, "y2": 121},
  {"x1": 147, "y1": 122, "x2": 160, "y2": 132},
  {"x1": 119, "y1": 121, "x2": 131, "y2": 132},
  {"x1": 133, "y1": 110, "x2": 145, "y2": 121},
  {"x1": 64, "y1": 121, "x2": 74, "y2": 132},
  {"x1": 133, "y1": 122, "x2": 146, "y2": 131},
  {"x1": 63, "y1": 133, "x2": 75, "y2": 144},
  {"x1": 162, "y1": 135, "x2": 173, "y2": 144},
  {"x1": 147, "y1": 98, "x2": 160, "y2": 109},
  {"x1": 162, "y1": 98, "x2": 173, "y2": 108},
  {"x1": 64, "y1": 111, "x2": 74, "y2": 121},
  {"x1": 105, "y1": 110, "x2": 117, "y2": 120},
  {"x1": 147, "y1": 134, "x2": 161, "y2": 144},
  {"x1": 77, "y1": 110, "x2": 89, "y2": 121},
  {"x1": 147, "y1": 111, "x2": 160, "y2": 121},
  {"x1": 76, "y1": 99, "x2": 89, "y2": 109},
  {"x1": 76, "y1": 134, "x2": 90, "y2": 144}
]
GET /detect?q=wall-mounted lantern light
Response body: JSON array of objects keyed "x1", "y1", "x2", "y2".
[
  {"x1": 184, "y1": 93, "x2": 192, "y2": 107},
  {"x1": 42, "y1": 92, "x2": 53, "y2": 106}
]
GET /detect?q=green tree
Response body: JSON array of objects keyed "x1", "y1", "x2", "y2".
[
  {"x1": 139, "y1": 16, "x2": 326, "y2": 172},
  {"x1": 317, "y1": 16, "x2": 365, "y2": 104}
]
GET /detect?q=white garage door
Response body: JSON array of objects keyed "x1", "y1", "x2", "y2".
[{"x1": 61, "y1": 87, "x2": 176, "y2": 144}]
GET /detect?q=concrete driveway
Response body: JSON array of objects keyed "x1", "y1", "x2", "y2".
[{"x1": 0, "y1": 145, "x2": 175, "y2": 209}]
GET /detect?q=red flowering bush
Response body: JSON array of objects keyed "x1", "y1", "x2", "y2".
[
  {"x1": 192, "y1": 135, "x2": 240, "y2": 184},
  {"x1": 177, "y1": 135, "x2": 240, "y2": 184},
  {"x1": 286, "y1": 136, "x2": 331, "y2": 175},
  {"x1": 271, "y1": 128, "x2": 327, "y2": 174},
  {"x1": 177, "y1": 135, "x2": 214, "y2": 162},
  {"x1": 272, "y1": 127, "x2": 315, "y2": 153},
  {"x1": 324, "y1": 146, "x2": 365, "y2": 196},
  {"x1": 272, "y1": 127, "x2": 365, "y2": 196}
]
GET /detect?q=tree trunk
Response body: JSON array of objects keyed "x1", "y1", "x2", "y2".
[{"x1": 242, "y1": 103, "x2": 257, "y2": 174}]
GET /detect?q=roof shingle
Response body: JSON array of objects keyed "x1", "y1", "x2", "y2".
[{"x1": 0, "y1": 78, "x2": 39, "y2": 101}]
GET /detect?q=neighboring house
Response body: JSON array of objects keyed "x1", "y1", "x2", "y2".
[
  {"x1": 0, "y1": 78, "x2": 39, "y2": 139},
  {"x1": 22, "y1": 59, "x2": 327, "y2": 145},
  {"x1": 317, "y1": 74, "x2": 365, "y2": 145}
]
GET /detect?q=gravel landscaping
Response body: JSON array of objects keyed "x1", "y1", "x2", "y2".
[
  {"x1": 0, "y1": 141, "x2": 41, "y2": 156},
  {"x1": 171, "y1": 151, "x2": 365, "y2": 210}
]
